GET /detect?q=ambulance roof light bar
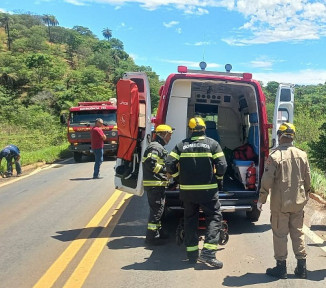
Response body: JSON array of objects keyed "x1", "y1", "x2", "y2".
[{"x1": 177, "y1": 65, "x2": 252, "y2": 80}]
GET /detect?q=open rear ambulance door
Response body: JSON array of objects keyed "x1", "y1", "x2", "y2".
[
  {"x1": 271, "y1": 83, "x2": 294, "y2": 148},
  {"x1": 114, "y1": 72, "x2": 152, "y2": 196}
]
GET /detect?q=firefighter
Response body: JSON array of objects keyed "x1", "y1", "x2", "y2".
[
  {"x1": 165, "y1": 117, "x2": 227, "y2": 268},
  {"x1": 142, "y1": 124, "x2": 174, "y2": 245},
  {"x1": 257, "y1": 122, "x2": 311, "y2": 279}
]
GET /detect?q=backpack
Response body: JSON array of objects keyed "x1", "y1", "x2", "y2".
[{"x1": 233, "y1": 143, "x2": 257, "y2": 161}]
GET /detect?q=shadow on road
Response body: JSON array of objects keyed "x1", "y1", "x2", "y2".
[
  {"x1": 52, "y1": 226, "x2": 106, "y2": 241},
  {"x1": 308, "y1": 241, "x2": 326, "y2": 248},
  {"x1": 223, "y1": 212, "x2": 271, "y2": 235},
  {"x1": 69, "y1": 177, "x2": 94, "y2": 181},
  {"x1": 222, "y1": 269, "x2": 326, "y2": 286},
  {"x1": 223, "y1": 273, "x2": 277, "y2": 286},
  {"x1": 310, "y1": 225, "x2": 326, "y2": 231},
  {"x1": 108, "y1": 236, "x2": 195, "y2": 271}
]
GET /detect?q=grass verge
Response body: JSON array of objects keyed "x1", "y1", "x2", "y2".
[{"x1": 311, "y1": 168, "x2": 326, "y2": 200}]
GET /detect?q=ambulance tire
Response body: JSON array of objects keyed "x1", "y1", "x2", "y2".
[
  {"x1": 246, "y1": 206, "x2": 261, "y2": 222},
  {"x1": 73, "y1": 152, "x2": 83, "y2": 163}
]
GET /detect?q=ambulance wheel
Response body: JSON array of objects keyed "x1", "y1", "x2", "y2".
[
  {"x1": 73, "y1": 152, "x2": 83, "y2": 163},
  {"x1": 246, "y1": 206, "x2": 261, "y2": 222}
]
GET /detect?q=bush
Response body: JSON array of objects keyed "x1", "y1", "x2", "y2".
[{"x1": 310, "y1": 168, "x2": 326, "y2": 199}]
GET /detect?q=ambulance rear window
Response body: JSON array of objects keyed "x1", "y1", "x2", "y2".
[{"x1": 280, "y1": 88, "x2": 291, "y2": 102}]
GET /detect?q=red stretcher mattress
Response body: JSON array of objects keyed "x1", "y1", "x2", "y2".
[{"x1": 116, "y1": 79, "x2": 139, "y2": 161}]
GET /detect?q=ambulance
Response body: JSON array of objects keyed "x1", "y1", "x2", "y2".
[{"x1": 114, "y1": 63, "x2": 294, "y2": 221}]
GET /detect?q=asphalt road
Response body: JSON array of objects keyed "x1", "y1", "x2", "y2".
[{"x1": 0, "y1": 158, "x2": 325, "y2": 288}]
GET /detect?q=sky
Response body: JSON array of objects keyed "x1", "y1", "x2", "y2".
[{"x1": 1, "y1": 0, "x2": 326, "y2": 85}]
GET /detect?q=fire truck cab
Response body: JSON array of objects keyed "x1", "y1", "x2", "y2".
[
  {"x1": 67, "y1": 100, "x2": 118, "y2": 162},
  {"x1": 114, "y1": 64, "x2": 294, "y2": 221}
]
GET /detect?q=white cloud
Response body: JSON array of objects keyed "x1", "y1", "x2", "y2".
[
  {"x1": 65, "y1": 0, "x2": 87, "y2": 6},
  {"x1": 163, "y1": 21, "x2": 179, "y2": 28},
  {"x1": 254, "y1": 69, "x2": 326, "y2": 86},
  {"x1": 227, "y1": 0, "x2": 326, "y2": 45},
  {"x1": 176, "y1": 27, "x2": 182, "y2": 34},
  {"x1": 62, "y1": 0, "x2": 326, "y2": 44},
  {"x1": 250, "y1": 60, "x2": 274, "y2": 69},
  {"x1": 185, "y1": 41, "x2": 211, "y2": 46},
  {"x1": 0, "y1": 8, "x2": 12, "y2": 13}
]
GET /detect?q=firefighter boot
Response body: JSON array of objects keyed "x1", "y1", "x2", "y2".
[
  {"x1": 187, "y1": 250, "x2": 199, "y2": 264},
  {"x1": 145, "y1": 229, "x2": 164, "y2": 245},
  {"x1": 294, "y1": 259, "x2": 307, "y2": 279},
  {"x1": 198, "y1": 249, "x2": 223, "y2": 269},
  {"x1": 266, "y1": 260, "x2": 287, "y2": 279}
]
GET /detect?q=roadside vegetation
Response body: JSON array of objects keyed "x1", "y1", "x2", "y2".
[{"x1": 1, "y1": 12, "x2": 326, "y2": 199}]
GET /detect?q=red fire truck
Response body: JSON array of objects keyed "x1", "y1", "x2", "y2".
[
  {"x1": 114, "y1": 65, "x2": 293, "y2": 221},
  {"x1": 67, "y1": 99, "x2": 118, "y2": 162}
]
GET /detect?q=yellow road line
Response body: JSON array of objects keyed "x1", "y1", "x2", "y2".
[
  {"x1": 33, "y1": 189, "x2": 122, "y2": 288},
  {"x1": 303, "y1": 224, "x2": 326, "y2": 253},
  {"x1": 63, "y1": 193, "x2": 133, "y2": 288}
]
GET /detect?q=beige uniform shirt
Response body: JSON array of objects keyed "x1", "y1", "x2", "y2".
[{"x1": 259, "y1": 142, "x2": 311, "y2": 213}]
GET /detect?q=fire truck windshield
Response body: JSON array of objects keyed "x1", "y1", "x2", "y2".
[{"x1": 70, "y1": 110, "x2": 116, "y2": 125}]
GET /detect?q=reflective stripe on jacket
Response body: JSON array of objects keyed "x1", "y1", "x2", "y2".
[
  {"x1": 142, "y1": 136, "x2": 168, "y2": 187},
  {"x1": 165, "y1": 131, "x2": 227, "y2": 198}
]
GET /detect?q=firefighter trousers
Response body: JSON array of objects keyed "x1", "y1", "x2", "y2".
[
  {"x1": 145, "y1": 187, "x2": 166, "y2": 240},
  {"x1": 271, "y1": 210, "x2": 306, "y2": 261},
  {"x1": 183, "y1": 197, "x2": 222, "y2": 257}
]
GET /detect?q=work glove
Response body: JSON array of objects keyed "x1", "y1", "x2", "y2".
[
  {"x1": 257, "y1": 201, "x2": 263, "y2": 211},
  {"x1": 217, "y1": 179, "x2": 223, "y2": 191}
]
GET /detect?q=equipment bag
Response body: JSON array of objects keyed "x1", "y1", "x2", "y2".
[{"x1": 233, "y1": 143, "x2": 257, "y2": 161}]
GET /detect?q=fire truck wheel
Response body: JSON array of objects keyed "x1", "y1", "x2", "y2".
[
  {"x1": 73, "y1": 152, "x2": 83, "y2": 163},
  {"x1": 246, "y1": 205, "x2": 261, "y2": 222}
]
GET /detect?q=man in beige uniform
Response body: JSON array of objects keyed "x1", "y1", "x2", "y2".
[{"x1": 257, "y1": 122, "x2": 311, "y2": 279}]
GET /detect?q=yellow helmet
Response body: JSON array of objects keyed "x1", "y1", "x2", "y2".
[
  {"x1": 155, "y1": 124, "x2": 174, "y2": 134},
  {"x1": 277, "y1": 122, "x2": 296, "y2": 138},
  {"x1": 188, "y1": 117, "x2": 206, "y2": 130}
]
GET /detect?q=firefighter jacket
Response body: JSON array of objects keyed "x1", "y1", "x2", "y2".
[
  {"x1": 142, "y1": 136, "x2": 169, "y2": 188},
  {"x1": 259, "y1": 142, "x2": 311, "y2": 213},
  {"x1": 165, "y1": 131, "x2": 227, "y2": 202}
]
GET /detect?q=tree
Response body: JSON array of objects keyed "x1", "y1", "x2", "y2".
[
  {"x1": 73, "y1": 26, "x2": 96, "y2": 38},
  {"x1": 25, "y1": 53, "x2": 53, "y2": 83},
  {"x1": 42, "y1": 14, "x2": 59, "y2": 42},
  {"x1": 109, "y1": 38, "x2": 124, "y2": 50},
  {"x1": 102, "y1": 28, "x2": 112, "y2": 41},
  {"x1": 0, "y1": 13, "x2": 13, "y2": 50},
  {"x1": 309, "y1": 122, "x2": 326, "y2": 172}
]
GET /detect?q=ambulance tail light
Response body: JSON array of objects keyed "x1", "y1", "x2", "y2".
[
  {"x1": 243, "y1": 73, "x2": 252, "y2": 80},
  {"x1": 178, "y1": 66, "x2": 188, "y2": 73}
]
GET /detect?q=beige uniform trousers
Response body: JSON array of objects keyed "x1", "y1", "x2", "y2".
[{"x1": 271, "y1": 210, "x2": 306, "y2": 261}]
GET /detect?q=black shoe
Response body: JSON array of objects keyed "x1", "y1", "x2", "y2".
[
  {"x1": 266, "y1": 260, "x2": 287, "y2": 279},
  {"x1": 294, "y1": 259, "x2": 307, "y2": 279},
  {"x1": 198, "y1": 255, "x2": 223, "y2": 269}
]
